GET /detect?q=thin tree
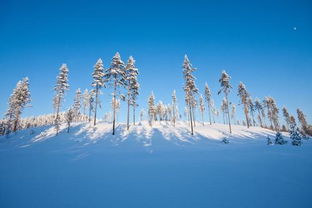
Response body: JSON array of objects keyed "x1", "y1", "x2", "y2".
[
  {"x1": 172, "y1": 90, "x2": 177, "y2": 127},
  {"x1": 104, "y1": 52, "x2": 126, "y2": 135},
  {"x1": 282, "y1": 107, "x2": 291, "y2": 130},
  {"x1": 254, "y1": 98, "x2": 264, "y2": 127},
  {"x1": 199, "y1": 95, "x2": 205, "y2": 126},
  {"x1": 218, "y1": 70, "x2": 232, "y2": 134},
  {"x1": 148, "y1": 92, "x2": 155, "y2": 126},
  {"x1": 182, "y1": 55, "x2": 198, "y2": 135},
  {"x1": 125, "y1": 56, "x2": 139, "y2": 130},
  {"x1": 204, "y1": 83, "x2": 212, "y2": 125},
  {"x1": 237, "y1": 82, "x2": 250, "y2": 128},
  {"x1": 53, "y1": 64, "x2": 69, "y2": 135},
  {"x1": 5, "y1": 77, "x2": 31, "y2": 134},
  {"x1": 73, "y1": 88, "x2": 82, "y2": 121},
  {"x1": 92, "y1": 58, "x2": 105, "y2": 126}
]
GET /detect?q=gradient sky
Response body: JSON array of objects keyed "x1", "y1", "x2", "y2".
[{"x1": 0, "y1": 0, "x2": 311, "y2": 123}]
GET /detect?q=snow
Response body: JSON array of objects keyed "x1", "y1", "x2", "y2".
[{"x1": 1, "y1": 121, "x2": 312, "y2": 208}]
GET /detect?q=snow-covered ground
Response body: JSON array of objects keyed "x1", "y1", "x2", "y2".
[{"x1": 1, "y1": 121, "x2": 311, "y2": 208}]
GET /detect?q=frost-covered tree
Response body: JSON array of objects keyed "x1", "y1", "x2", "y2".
[
  {"x1": 53, "y1": 64, "x2": 69, "y2": 135},
  {"x1": 204, "y1": 83, "x2": 213, "y2": 125},
  {"x1": 264, "y1": 97, "x2": 280, "y2": 131},
  {"x1": 231, "y1": 104, "x2": 236, "y2": 124},
  {"x1": 111, "y1": 97, "x2": 120, "y2": 123},
  {"x1": 125, "y1": 56, "x2": 139, "y2": 129},
  {"x1": 237, "y1": 82, "x2": 250, "y2": 128},
  {"x1": 140, "y1": 109, "x2": 145, "y2": 123},
  {"x1": 247, "y1": 97, "x2": 256, "y2": 126},
  {"x1": 218, "y1": 70, "x2": 232, "y2": 133},
  {"x1": 296, "y1": 109, "x2": 312, "y2": 136},
  {"x1": 289, "y1": 122, "x2": 302, "y2": 146},
  {"x1": 104, "y1": 52, "x2": 126, "y2": 135},
  {"x1": 275, "y1": 132, "x2": 287, "y2": 145},
  {"x1": 199, "y1": 95, "x2": 205, "y2": 126},
  {"x1": 172, "y1": 90, "x2": 177, "y2": 127},
  {"x1": 82, "y1": 89, "x2": 90, "y2": 116},
  {"x1": 65, "y1": 107, "x2": 74, "y2": 133},
  {"x1": 182, "y1": 55, "x2": 198, "y2": 135},
  {"x1": 254, "y1": 98, "x2": 264, "y2": 127},
  {"x1": 282, "y1": 107, "x2": 291, "y2": 129},
  {"x1": 148, "y1": 92, "x2": 155, "y2": 126},
  {"x1": 5, "y1": 77, "x2": 31, "y2": 134},
  {"x1": 92, "y1": 58, "x2": 105, "y2": 126},
  {"x1": 73, "y1": 88, "x2": 82, "y2": 120}
]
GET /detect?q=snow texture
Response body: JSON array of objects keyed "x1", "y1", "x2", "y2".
[{"x1": 0, "y1": 121, "x2": 311, "y2": 208}]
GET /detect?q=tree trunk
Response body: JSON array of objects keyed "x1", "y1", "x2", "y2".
[
  {"x1": 225, "y1": 94, "x2": 232, "y2": 134},
  {"x1": 127, "y1": 96, "x2": 130, "y2": 130},
  {"x1": 93, "y1": 85, "x2": 99, "y2": 126},
  {"x1": 207, "y1": 103, "x2": 212, "y2": 125},
  {"x1": 133, "y1": 105, "x2": 136, "y2": 125},
  {"x1": 189, "y1": 102, "x2": 194, "y2": 135},
  {"x1": 112, "y1": 80, "x2": 117, "y2": 135},
  {"x1": 244, "y1": 104, "x2": 250, "y2": 128}
]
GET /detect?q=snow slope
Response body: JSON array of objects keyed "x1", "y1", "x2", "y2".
[{"x1": 0, "y1": 121, "x2": 311, "y2": 208}]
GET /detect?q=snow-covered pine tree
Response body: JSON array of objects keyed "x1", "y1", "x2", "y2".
[
  {"x1": 172, "y1": 90, "x2": 177, "y2": 127},
  {"x1": 204, "y1": 83, "x2": 213, "y2": 125},
  {"x1": 140, "y1": 109, "x2": 145, "y2": 123},
  {"x1": 254, "y1": 98, "x2": 264, "y2": 127},
  {"x1": 111, "y1": 97, "x2": 120, "y2": 124},
  {"x1": 82, "y1": 89, "x2": 90, "y2": 117},
  {"x1": 125, "y1": 56, "x2": 139, "y2": 129},
  {"x1": 104, "y1": 52, "x2": 126, "y2": 135},
  {"x1": 92, "y1": 58, "x2": 105, "y2": 126},
  {"x1": 221, "y1": 98, "x2": 228, "y2": 124},
  {"x1": 5, "y1": 77, "x2": 31, "y2": 134},
  {"x1": 282, "y1": 107, "x2": 291, "y2": 130},
  {"x1": 296, "y1": 109, "x2": 312, "y2": 136},
  {"x1": 218, "y1": 71, "x2": 232, "y2": 133},
  {"x1": 264, "y1": 97, "x2": 280, "y2": 131},
  {"x1": 53, "y1": 64, "x2": 69, "y2": 135},
  {"x1": 275, "y1": 132, "x2": 287, "y2": 145},
  {"x1": 231, "y1": 104, "x2": 236, "y2": 125},
  {"x1": 247, "y1": 97, "x2": 256, "y2": 126},
  {"x1": 65, "y1": 107, "x2": 74, "y2": 133},
  {"x1": 148, "y1": 92, "x2": 155, "y2": 126},
  {"x1": 182, "y1": 55, "x2": 198, "y2": 135},
  {"x1": 237, "y1": 82, "x2": 250, "y2": 128},
  {"x1": 289, "y1": 121, "x2": 302, "y2": 146},
  {"x1": 73, "y1": 88, "x2": 82, "y2": 120},
  {"x1": 199, "y1": 95, "x2": 205, "y2": 126}
]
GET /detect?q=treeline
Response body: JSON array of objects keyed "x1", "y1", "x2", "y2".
[{"x1": 1, "y1": 54, "x2": 311, "y2": 144}]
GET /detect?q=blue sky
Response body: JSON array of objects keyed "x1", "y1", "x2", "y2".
[{"x1": 0, "y1": 0, "x2": 311, "y2": 123}]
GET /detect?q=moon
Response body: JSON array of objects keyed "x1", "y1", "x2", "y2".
[{"x1": 293, "y1": 27, "x2": 297, "y2": 31}]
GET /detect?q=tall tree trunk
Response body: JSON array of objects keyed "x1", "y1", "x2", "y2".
[
  {"x1": 55, "y1": 96, "x2": 61, "y2": 135},
  {"x1": 112, "y1": 80, "x2": 117, "y2": 135},
  {"x1": 201, "y1": 112, "x2": 204, "y2": 126},
  {"x1": 207, "y1": 103, "x2": 212, "y2": 125},
  {"x1": 244, "y1": 104, "x2": 250, "y2": 128},
  {"x1": 189, "y1": 104, "x2": 194, "y2": 135},
  {"x1": 172, "y1": 102, "x2": 176, "y2": 127},
  {"x1": 133, "y1": 105, "x2": 136, "y2": 125},
  {"x1": 192, "y1": 107, "x2": 196, "y2": 127},
  {"x1": 225, "y1": 94, "x2": 232, "y2": 134},
  {"x1": 127, "y1": 95, "x2": 130, "y2": 130},
  {"x1": 93, "y1": 85, "x2": 99, "y2": 126}
]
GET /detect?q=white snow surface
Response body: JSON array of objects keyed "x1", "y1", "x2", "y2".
[{"x1": 0, "y1": 121, "x2": 311, "y2": 208}]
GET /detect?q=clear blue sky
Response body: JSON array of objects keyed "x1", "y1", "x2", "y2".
[{"x1": 1, "y1": 0, "x2": 311, "y2": 123}]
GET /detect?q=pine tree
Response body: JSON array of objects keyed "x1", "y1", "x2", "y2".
[
  {"x1": 204, "y1": 83, "x2": 213, "y2": 125},
  {"x1": 125, "y1": 56, "x2": 139, "y2": 129},
  {"x1": 231, "y1": 104, "x2": 236, "y2": 125},
  {"x1": 254, "y1": 98, "x2": 264, "y2": 127},
  {"x1": 199, "y1": 95, "x2": 205, "y2": 126},
  {"x1": 282, "y1": 107, "x2": 291, "y2": 129},
  {"x1": 264, "y1": 97, "x2": 280, "y2": 131},
  {"x1": 289, "y1": 122, "x2": 302, "y2": 146},
  {"x1": 275, "y1": 132, "x2": 287, "y2": 145},
  {"x1": 53, "y1": 64, "x2": 69, "y2": 135},
  {"x1": 172, "y1": 90, "x2": 177, "y2": 127},
  {"x1": 148, "y1": 92, "x2": 155, "y2": 126},
  {"x1": 5, "y1": 77, "x2": 31, "y2": 134},
  {"x1": 237, "y1": 82, "x2": 250, "y2": 128},
  {"x1": 182, "y1": 55, "x2": 198, "y2": 135},
  {"x1": 104, "y1": 52, "x2": 126, "y2": 135},
  {"x1": 218, "y1": 70, "x2": 232, "y2": 134},
  {"x1": 247, "y1": 97, "x2": 256, "y2": 126},
  {"x1": 73, "y1": 88, "x2": 82, "y2": 120},
  {"x1": 92, "y1": 58, "x2": 105, "y2": 126},
  {"x1": 82, "y1": 89, "x2": 90, "y2": 116},
  {"x1": 296, "y1": 109, "x2": 312, "y2": 136},
  {"x1": 65, "y1": 107, "x2": 74, "y2": 133}
]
